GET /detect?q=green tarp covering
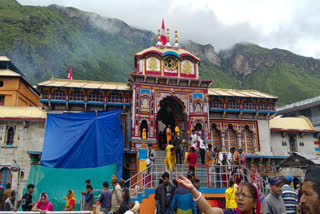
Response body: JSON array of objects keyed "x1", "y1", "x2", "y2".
[{"x1": 23, "y1": 164, "x2": 118, "y2": 211}]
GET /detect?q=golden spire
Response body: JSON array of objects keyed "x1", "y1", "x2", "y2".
[
  {"x1": 175, "y1": 30, "x2": 178, "y2": 42},
  {"x1": 174, "y1": 29, "x2": 180, "y2": 48},
  {"x1": 157, "y1": 29, "x2": 160, "y2": 41},
  {"x1": 166, "y1": 27, "x2": 170, "y2": 42},
  {"x1": 156, "y1": 28, "x2": 162, "y2": 46}
]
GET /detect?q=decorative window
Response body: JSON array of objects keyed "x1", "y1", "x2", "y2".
[
  {"x1": 289, "y1": 135, "x2": 297, "y2": 152},
  {"x1": 211, "y1": 124, "x2": 221, "y2": 149},
  {"x1": 210, "y1": 99, "x2": 223, "y2": 109},
  {"x1": 241, "y1": 126, "x2": 254, "y2": 153},
  {"x1": 108, "y1": 93, "x2": 123, "y2": 103},
  {"x1": 141, "y1": 97, "x2": 149, "y2": 108},
  {"x1": 268, "y1": 102, "x2": 275, "y2": 110},
  {"x1": 225, "y1": 125, "x2": 237, "y2": 152},
  {"x1": 20, "y1": 171, "x2": 25, "y2": 180},
  {"x1": 243, "y1": 100, "x2": 255, "y2": 110},
  {"x1": 0, "y1": 96, "x2": 4, "y2": 105},
  {"x1": 258, "y1": 101, "x2": 267, "y2": 110},
  {"x1": 42, "y1": 90, "x2": 49, "y2": 99},
  {"x1": 226, "y1": 100, "x2": 239, "y2": 109},
  {"x1": 126, "y1": 95, "x2": 130, "y2": 103},
  {"x1": 69, "y1": 90, "x2": 84, "y2": 101},
  {"x1": 6, "y1": 126, "x2": 15, "y2": 145},
  {"x1": 88, "y1": 91, "x2": 104, "y2": 102},
  {"x1": 0, "y1": 168, "x2": 12, "y2": 190},
  {"x1": 140, "y1": 120, "x2": 148, "y2": 139},
  {"x1": 52, "y1": 90, "x2": 66, "y2": 100}
]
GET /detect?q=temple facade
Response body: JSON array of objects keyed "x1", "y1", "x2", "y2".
[{"x1": 36, "y1": 22, "x2": 285, "y2": 176}]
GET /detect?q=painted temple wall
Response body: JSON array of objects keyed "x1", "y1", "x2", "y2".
[
  {"x1": 0, "y1": 120, "x2": 45, "y2": 197},
  {"x1": 256, "y1": 120, "x2": 272, "y2": 155}
]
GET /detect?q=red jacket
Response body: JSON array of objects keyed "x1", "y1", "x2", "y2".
[{"x1": 187, "y1": 152, "x2": 197, "y2": 167}]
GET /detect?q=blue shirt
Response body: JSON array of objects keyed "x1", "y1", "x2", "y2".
[
  {"x1": 98, "y1": 189, "x2": 112, "y2": 209},
  {"x1": 281, "y1": 184, "x2": 298, "y2": 214}
]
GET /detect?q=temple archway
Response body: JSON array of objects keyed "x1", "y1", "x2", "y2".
[{"x1": 156, "y1": 96, "x2": 186, "y2": 149}]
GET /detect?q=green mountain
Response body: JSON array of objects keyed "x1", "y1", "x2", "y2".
[{"x1": 1, "y1": 1, "x2": 320, "y2": 106}]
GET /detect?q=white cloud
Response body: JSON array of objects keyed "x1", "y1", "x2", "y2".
[{"x1": 17, "y1": 0, "x2": 320, "y2": 58}]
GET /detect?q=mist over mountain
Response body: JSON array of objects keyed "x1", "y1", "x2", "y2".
[{"x1": 1, "y1": 1, "x2": 320, "y2": 106}]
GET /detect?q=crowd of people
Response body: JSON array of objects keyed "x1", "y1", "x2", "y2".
[
  {"x1": 153, "y1": 166, "x2": 320, "y2": 214},
  {"x1": 0, "y1": 175, "x2": 139, "y2": 214},
  {"x1": 159, "y1": 125, "x2": 255, "y2": 190}
]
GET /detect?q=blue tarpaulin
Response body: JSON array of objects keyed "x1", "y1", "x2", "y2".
[{"x1": 41, "y1": 110, "x2": 123, "y2": 178}]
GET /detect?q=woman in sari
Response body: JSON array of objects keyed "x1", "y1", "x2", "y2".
[
  {"x1": 32, "y1": 192, "x2": 54, "y2": 213},
  {"x1": 64, "y1": 190, "x2": 76, "y2": 211},
  {"x1": 176, "y1": 174, "x2": 261, "y2": 214}
]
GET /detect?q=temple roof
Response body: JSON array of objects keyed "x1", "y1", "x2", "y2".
[
  {"x1": 37, "y1": 78, "x2": 130, "y2": 91},
  {"x1": 0, "y1": 69, "x2": 21, "y2": 77},
  {"x1": 208, "y1": 88, "x2": 278, "y2": 99},
  {"x1": 0, "y1": 106, "x2": 46, "y2": 120},
  {"x1": 135, "y1": 46, "x2": 200, "y2": 65},
  {"x1": 269, "y1": 116, "x2": 317, "y2": 132}
]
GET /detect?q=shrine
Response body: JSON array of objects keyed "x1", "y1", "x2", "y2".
[{"x1": 37, "y1": 21, "x2": 281, "y2": 176}]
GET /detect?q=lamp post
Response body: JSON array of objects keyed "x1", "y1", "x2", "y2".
[{"x1": 10, "y1": 160, "x2": 20, "y2": 208}]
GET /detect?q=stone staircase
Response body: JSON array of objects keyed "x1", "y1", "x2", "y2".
[{"x1": 152, "y1": 149, "x2": 210, "y2": 187}]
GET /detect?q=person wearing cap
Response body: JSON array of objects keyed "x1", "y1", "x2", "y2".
[
  {"x1": 281, "y1": 175, "x2": 298, "y2": 214},
  {"x1": 300, "y1": 166, "x2": 320, "y2": 214},
  {"x1": 110, "y1": 175, "x2": 123, "y2": 213},
  {"x1": 262, "y1": 176, "x2": 286, "y2": 214},
  {"x1": 4, "y1": 190, "x2": 16, "y2": 211},
  {"x1": 119, "y1": 179, "x2": 130, "y2": 207}
]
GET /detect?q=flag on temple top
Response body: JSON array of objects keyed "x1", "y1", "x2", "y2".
[
  {"x1": 67, "y1": 66, "x2": 72, "y2": 80},
  {"x1": 160, "y1": 19, "x2": 167, "y2": 45}
]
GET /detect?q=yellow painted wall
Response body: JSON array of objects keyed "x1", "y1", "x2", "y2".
[{"x1": 0, "y1": 77, "x2": 40, "y2": 107}]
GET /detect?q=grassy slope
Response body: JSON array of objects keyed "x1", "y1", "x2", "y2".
[
  {"x1": 0, "y1": 4, "x2": 148, "y2": 84},
  {"x1": 242, "y1": 63, "x2": 320, "y2": 106},
  {"x1": 199, "y1": 60, "x2": 239, "y2": 89}
]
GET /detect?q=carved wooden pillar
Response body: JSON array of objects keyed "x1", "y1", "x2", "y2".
[
  {"x1": 253, "y1": 133, "x2": 257, "y2": 153},
  {"x1": 221, "y1": 132, "x2": 226, "y2": 152},
  {"x1": 237, "y1": 132, "x2": 242, "y2": 148}
]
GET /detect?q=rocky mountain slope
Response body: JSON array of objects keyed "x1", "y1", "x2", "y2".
[{"x1": 1, "y1": 1, "x2": 320, "y2": 106}]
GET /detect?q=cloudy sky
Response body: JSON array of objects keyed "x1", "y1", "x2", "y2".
[{"x1": 18, "y1": 0, "x2": 320, "y2": 58}]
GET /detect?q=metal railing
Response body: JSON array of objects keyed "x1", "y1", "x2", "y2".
[{"x1": 124, "y1": 163, "x2": 269, "y2": 198}]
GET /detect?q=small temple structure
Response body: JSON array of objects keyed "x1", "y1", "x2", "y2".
[{"x1": 37, "y1": 21, "x2": 282, "y2": 176}]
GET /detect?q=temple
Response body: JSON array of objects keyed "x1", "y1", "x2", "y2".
[{"x1": 36, "y1": 21, "x2": 284, "y2": 177}]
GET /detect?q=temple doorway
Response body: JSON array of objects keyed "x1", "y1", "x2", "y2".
[{"x1": 157, "y1": 96, "x2": 186, "y2": 149}]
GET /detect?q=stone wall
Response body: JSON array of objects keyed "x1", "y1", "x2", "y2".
[
  {"x1": 0, "y1": 120, "x2": 45, "y2": 197},
  {"x1": 271, "y1": 131, "x2": 317, "y2": 156},
  {"x1": 257, "y1": 120, "x2": 272, "y2": 155}
]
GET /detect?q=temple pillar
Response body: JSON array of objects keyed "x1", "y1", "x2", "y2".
[
  {"x1": 237, "y1": 132, "x2": 242, "y2": 148},
  {"x1": 221, "y1": 132, "x2": 226, "y2": 152},
  {"x1": 253, "y1": 133, "x2": 257, "y2": 153}
]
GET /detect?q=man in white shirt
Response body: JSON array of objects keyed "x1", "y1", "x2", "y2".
[
  {"x1": 190, "y1": 129, "x2": 198, "y2": 150},
  {"x1": 199, "y1": 136, "x2": 207, "y2": 165}
]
